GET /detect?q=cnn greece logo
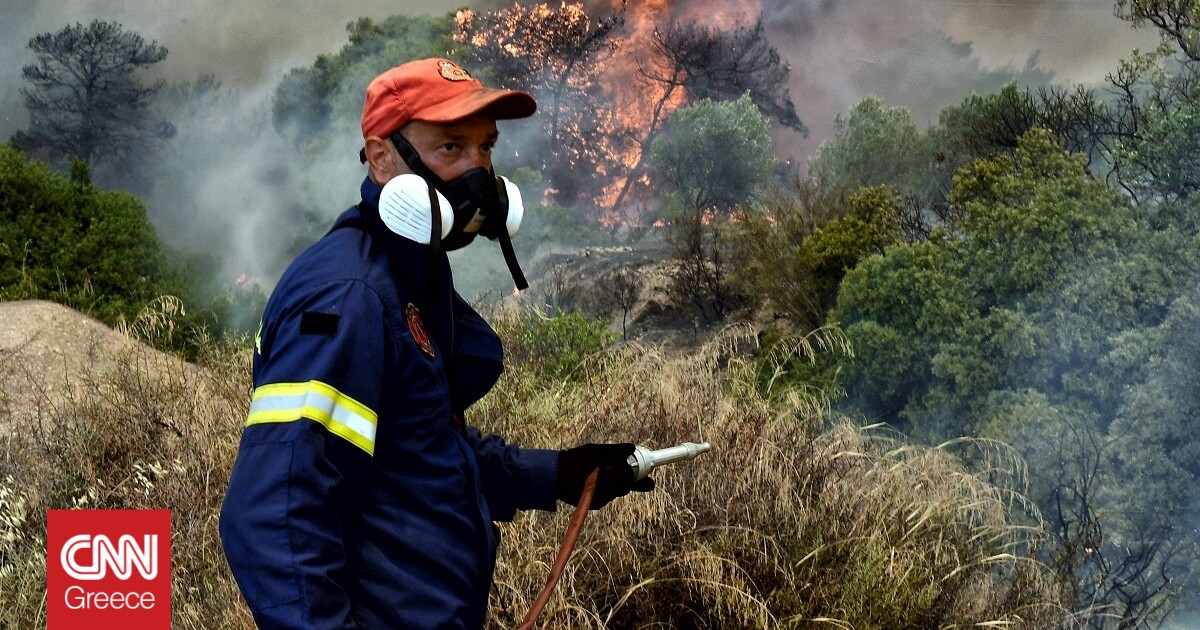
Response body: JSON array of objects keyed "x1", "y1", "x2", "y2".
[
  {"x1": 61, "y1": 533, "x2": 158, "y2": 580},
  {"x1": 47, "y1": 510, "x2": 171, "y2": 630}
]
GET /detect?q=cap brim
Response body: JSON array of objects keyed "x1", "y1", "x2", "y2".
[{"x1": 413, "y1": 88, "x2": 537, "y2": 123}]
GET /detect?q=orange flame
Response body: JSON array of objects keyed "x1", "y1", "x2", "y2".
[{"x1": 590, "y1": 0, "x2": 762, "y2": 218}]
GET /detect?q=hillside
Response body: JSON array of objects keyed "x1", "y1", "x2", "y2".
[
  {"x1": 0, "y1": 299, "x2": 1065, "y2": 628},
  {"x1": 520, "y1": 241, "x2": 733, "y2": 346},
  {"x1": 0, "y1": 300, "x2": 217, "y2": 432}
]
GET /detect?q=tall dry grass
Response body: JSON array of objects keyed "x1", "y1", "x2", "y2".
[
  {"x1": 0, "y1": 305, "x2": 1069, "y2": 628},
  {"x1": 0, "y1": 301, "x2": 254, "y2": 629},
  {"x1": 482, "y1": 319, "x2": 1068, "y2": 629}
]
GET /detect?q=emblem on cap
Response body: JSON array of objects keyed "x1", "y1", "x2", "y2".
[
  {"x1": 438, "y1": 60, "x2": 474, "y2": 82},
  {"x1": 406, "y1": 303, "x2": 436, "y2": 358}
]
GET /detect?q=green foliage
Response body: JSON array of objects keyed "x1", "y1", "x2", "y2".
[
  {"x1": 649, "y1": 95, "x2": 777, "y2": 214},
  {"x1": 809, "y1": 97, "x2": 930, "y2": 202},
  {"x1": 1106, "y1": 293, "x2": 1200, "y2": 532},
  {"x1": 801, "y1": 187, "x2": 905, "y2": 312},
  {"x1": 1108, "y1": 50, "x2": 1200, "y2": 203},
  {"x1": 930, "y1": 84, "x2": 1107, "y2": 179},
  {"x1": 731, "y1": 186, "x2": 905, "y2": 328},
  {"x1": 1116, "y1": 0, "x2": 1200, "y2": 60},
  {"x1": 273, "y1": 14, "x2": 459, "y2": 144},
  {"x1": 831, "y1": 128, "x2": 1200, "y2": 619},
  {"x1": 834, "y1": 241, "x2": 977, "y2": 425},
  {"x1": 726, "y1": 195, "x2": 816, "y2": 321},
  {"x1": 806, "y1": 88, "x2": 1108, "y2": 239},
  {"x1": 650, "y1": 96, "x2": 775, "y2": 322},
  {"x1": 0, "y1": 144, "x2": 183, "y2": 325},
  {"x1": 500, "y1": 311, "x2": 615, "y2": 382},
  {"x1": 950, "y1": 128, "x2": 1137, "y2": 303},
  {"x1": 750, "y1": 325, "x2": 853, "y2": 405},
  {"x1": 835, "y1": 129, "x2": 1150, "y2": 430}
]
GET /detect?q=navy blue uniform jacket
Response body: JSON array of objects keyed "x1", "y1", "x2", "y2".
[{"x1": 219, "y1": 177, "x2": 559, "y2": 629}]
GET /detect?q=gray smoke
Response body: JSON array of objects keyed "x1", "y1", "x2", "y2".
[
  {"x1": 1, "y1": 0, "x2": 464, "y2": 139},
  {"x1": 2, "y1": 0, "x2": 464, "y2": 293},
  {"x1": 752, "y1": 0, "x2": 1161, "y2": 158},
  {"x1": 0, "y1": 0, "x2": 1163, "y2": 297}
]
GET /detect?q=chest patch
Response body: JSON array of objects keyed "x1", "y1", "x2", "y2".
[{"x1": 405, "y1": 303, "x2": 436, "y2": 358}]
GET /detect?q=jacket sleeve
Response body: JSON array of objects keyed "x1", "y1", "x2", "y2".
[
  {"x1": 463, "y1": 425, "x2": 559, "y2": 521},
  {"x1": 219, "y1": 279, "x2": 387, "y2": 630}
]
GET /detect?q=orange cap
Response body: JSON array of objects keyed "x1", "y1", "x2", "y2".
[{"x1": 360, "y1": 58, "x2": 537, "y2": 139}]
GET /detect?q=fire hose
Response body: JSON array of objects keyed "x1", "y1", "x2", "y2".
[{"x1": 517, "y1": 442, "x2": 711, "y2": 630}]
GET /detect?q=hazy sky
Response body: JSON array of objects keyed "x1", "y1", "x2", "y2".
[
  {"x1": 0, "y1": 0, "x2": 468, "y2": 138},
  {"x1": 1, "y1": 0, "x2": 1160, "y2": 143}
]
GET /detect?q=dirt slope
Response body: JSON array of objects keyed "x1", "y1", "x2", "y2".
[{"x1": 0, "y1": 300, "x2": 203, "y2": 431}]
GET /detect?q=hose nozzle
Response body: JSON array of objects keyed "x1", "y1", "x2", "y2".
[{"x1": 627, "y1": 441, "x2": 711, "y2": 481}]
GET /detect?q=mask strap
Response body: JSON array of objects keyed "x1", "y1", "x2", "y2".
[
  {"x1": 394, "y1": 130, "x2": 449, "y2": 264},
  {"x1": 428, "y1": 182, "x2": 443, "y2": 253},
  {"x1": 490, "y1": 175, "x2": 527, "y2": 290},
  {"x1": 390, "y1": 132, "x2": 445, "y2": 186},
  {"x1": 498, "y1": 232, "x2": 528, "y2": 291}
]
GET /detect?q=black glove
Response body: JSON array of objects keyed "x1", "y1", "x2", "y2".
[{"x1": 556, "y1": 443, "x2": 656, "y2": 510}]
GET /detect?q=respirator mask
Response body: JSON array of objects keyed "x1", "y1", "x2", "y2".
[{"x1": 376, "y1": 132, "x2": 528, "y2": 290}]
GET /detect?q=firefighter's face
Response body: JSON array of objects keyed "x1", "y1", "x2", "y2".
[{"x1": 396, "y1": 117, "x2": 497, "y2": 182}]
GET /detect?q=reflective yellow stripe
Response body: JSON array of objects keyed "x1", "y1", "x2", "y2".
[{"x1": 246, "y1": 381, "x2": 377, "y2": 455}]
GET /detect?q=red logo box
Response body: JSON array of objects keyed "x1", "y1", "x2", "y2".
[{"x1": 47, "y1": 510, "x2": 171, "y2": 630}]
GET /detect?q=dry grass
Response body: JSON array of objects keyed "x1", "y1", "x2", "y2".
[
  {"x1": 0, "y1": 303, "x2": 1068, "y2": 629},
  {"x1": 480, "y1": 322, "x2": 1068, "y2": 629},
  {"x1": 0, "y1": 300, "x2": 254, "y2": 630}
]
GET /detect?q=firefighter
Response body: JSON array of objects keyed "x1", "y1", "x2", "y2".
[{"x1": 218, "y1": 58, "x2": 654, "y2": 629}]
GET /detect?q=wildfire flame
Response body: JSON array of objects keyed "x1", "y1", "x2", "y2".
[
  {"x1": 593, "y1": 0, "x2": 758, "y2": 214},
  {"x1": 458, "y1": 0, "x2": 768, "y2": 225}
]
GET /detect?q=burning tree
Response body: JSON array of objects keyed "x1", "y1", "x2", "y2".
[
  {"x1": 455, "y1": 3, "x2": 628, "y2": 208},
  {"x1": 610, "y1": 17, "x2": 805, "y2": 216},
  {"x1": 456, "y1": 4, "x2": 803, "y2": 224}
]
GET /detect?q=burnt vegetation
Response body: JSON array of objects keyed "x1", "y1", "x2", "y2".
[{"x1": 5, "y1": 0, "x2": 1200, "y2": 626}]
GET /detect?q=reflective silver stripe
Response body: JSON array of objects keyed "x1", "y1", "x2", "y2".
[{"x1": 246, "y1": 381, "x2": 377, "y2": 455}]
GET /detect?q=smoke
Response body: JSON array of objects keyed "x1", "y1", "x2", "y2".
[
  {"x1": 0, "y1": 0, "x2": 39, "y2": 136},
  {"x1": 0, "y1": 0, "x2": 1162, "y2": 298},
  {"x1": 1164, "y1": 613, "x2": 1200, "y2": 629},
  {"x1": 567, "y1": 0, "x2": 1158, "y2": 166},
  {"x1": 2, "y1": 0, "x2": 470, "y2": 297},
  {"x1": 749, "y1": 0, "x2": 1160, "y2": 158},
  {"x1": 1, "y1": 0, "x2": 464, "y2": 139}
]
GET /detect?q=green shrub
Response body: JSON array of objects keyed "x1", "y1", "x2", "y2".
[
  {"x1": 0, "y1": 146, "x2": 184, "y2": 325},
  {"x1": 499, "y1": 310, "x2": 616, "y2": 382},
  {"x1": 730, "y1": 186, "x2": 905, "y2": 329}
]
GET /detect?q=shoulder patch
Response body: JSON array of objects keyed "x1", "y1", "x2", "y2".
[
  {"x1": 300, "y1": 311, "x2": 340, "y2": 336},
  {"x1": 405, "y1": 303, "x2": 436, "y2": 358}
]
